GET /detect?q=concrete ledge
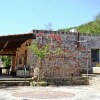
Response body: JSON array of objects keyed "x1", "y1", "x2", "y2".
[{"x1": 93, "y1": 67, "x2": 100, "y2": 73}]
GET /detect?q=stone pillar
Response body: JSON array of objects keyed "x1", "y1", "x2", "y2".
[{"x1": 11, "y1": 56, "x2": 16, "y2": 71}]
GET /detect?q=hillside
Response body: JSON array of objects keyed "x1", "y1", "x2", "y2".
[{"x1": 59, "y1": 14, "x2": 100, "y2": 34}]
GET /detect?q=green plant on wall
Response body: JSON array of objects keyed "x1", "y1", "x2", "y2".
[
  {"x1": 30, "y1": 40, "x2": 50, "y2": 59},
  {"x1": 29, "y1": 33, "x2": 65, "y2": 81},
  {"x1": 29, "y1": 40, "x2": 50, "y2": 81},
  {"x1": 29, "y1": 41, "x2": 64, "y2": 81},
  {"x1": 1, "y1": 56, "x2": 11, "y2": 68}
]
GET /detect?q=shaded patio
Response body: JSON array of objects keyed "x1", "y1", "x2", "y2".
[{"x1": 0, "y1": 33, "x2": 36, "y2": 76}]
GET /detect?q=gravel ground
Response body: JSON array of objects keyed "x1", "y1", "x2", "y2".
[{"x1": 0, "y1": 86, "x2": 100, "y2": 100}]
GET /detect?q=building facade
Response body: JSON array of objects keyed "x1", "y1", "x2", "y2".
[{"x1": 0, "y1": 30, "x2": 100, "y2": 79}]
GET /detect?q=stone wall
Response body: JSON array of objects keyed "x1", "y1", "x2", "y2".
[
  {"x1": 61, "y1": 33, "x2": 100, "y2": 71},
  {"x1": 32, "y1": 54, "x2": 80, "y2": 79},
  {"x1": 30, "y1": 31, "x2": 100, "y2": 78},
  {"x1": 59, "y1": 33, "x2": 100, "y2": 73},
  {"x1": 15, "y1": 30, "x2": 100, "y2": 78}
]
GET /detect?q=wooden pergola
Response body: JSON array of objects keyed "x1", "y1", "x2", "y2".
[{"x1": 0, "y1": 33, "x2": 36, "y2": 56}]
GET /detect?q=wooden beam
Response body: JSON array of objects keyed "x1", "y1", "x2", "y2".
[
  {"x1": 0, "y1": 50, "x2": 15, "y2": 54},
  {"x1": 0, "y1": 51, "x2": 16, "y2": 54},
  {"x1": 0, "y1": 41, "x2": 9, "y2": 52},
  {"x1": 3, "y1": 41, "x2": 9, "y2": 49},
  {"x1": 1, "y1": 47, "x2": 17, "y2": 52},
  {"x1": 0, "y1": 53, "x2": 15, "y2": 56}
]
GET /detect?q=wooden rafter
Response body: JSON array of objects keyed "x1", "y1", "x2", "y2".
[
  {"x1": 3, "y1": 41, "x2": 9, "y2": 48},
  {"x1": 0, "y1": 41, "x2": 9, "y2": 52}
]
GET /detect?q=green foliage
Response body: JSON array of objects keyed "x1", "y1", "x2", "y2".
[
  {"x1": 59, "y1": 13, "x2": 100, "y2": 34},
  {"x1": 29, "y1": 39, "x2": 65, "y2": 81},
  {"x1": 32, "y1": 81, "x2": 48, "y2": 86},
  {"x1": 44, "y1": 77, "x2": 88, "y2": 85},
  {"x1": 29, "y1": 41, "x2": 50, "y2": 59},
  {"x1": 29, "y1": 40, "x2": 50, "y2": 81},
  {"x1": 1, "y1": 56, "x2": 11, "y2": 68}
]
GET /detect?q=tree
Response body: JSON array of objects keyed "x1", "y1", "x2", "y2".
[
  {"x1": 29, "y1": 31, "x2": 86, "y2": 80},
  {"x1": 29, "y1": 40, "x2": 50, "y2": 81},
  {"x1": 1, "y1": 56, "x2": 11, "y2": 68},
  {"x1": 29, "y1": 32, "x2": 64, "y2": 80}
]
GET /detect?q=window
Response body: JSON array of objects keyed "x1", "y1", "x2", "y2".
[{"x1": 91, "y1": 49, "x2": 99, "y2": 62}]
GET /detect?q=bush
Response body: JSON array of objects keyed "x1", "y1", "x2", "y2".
[
  {"x1": 31, "y1": 77, "x2": 89, "y2": 86},
  {"x1": 1, "y1": 56, "x2": 11, "y2": 68},
  {"x1": 32, "y1": 81, "x2": 49, "y2": 86},
  {"x1": 43, "y1": 77, "x2": 89, "y2": 86}
]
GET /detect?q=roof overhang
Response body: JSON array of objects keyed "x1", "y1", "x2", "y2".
[{"x1": 0, "y1": 33, "x2": 36, "y2": 56}]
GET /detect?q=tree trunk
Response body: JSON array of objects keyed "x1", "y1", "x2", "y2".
[{"x1": 37, "y1": 58, "x2": 42, "y2": 81}]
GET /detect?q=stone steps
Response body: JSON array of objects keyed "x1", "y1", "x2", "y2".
[
  {"x1": 0, "y1": 78, "x2": 32, "y2": 86},
  {"x1": 0, "y1": 78, "x2": 32, "y2": 81}
]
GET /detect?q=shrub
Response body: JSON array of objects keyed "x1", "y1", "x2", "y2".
[
  {"x1": 1, "y1": 56, "x2": 11, "y2": 68},
  {"x1": 32, "y1": 81, "x2": 49, "y2": 86}
]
